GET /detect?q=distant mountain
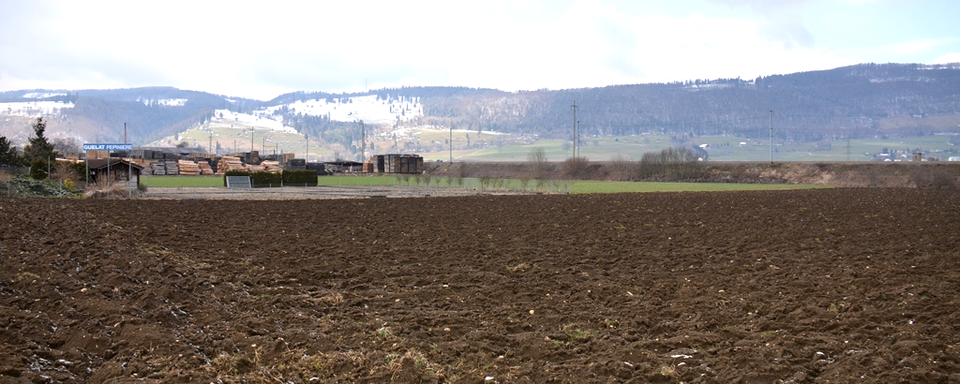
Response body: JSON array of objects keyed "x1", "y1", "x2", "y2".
[
  {"x1": 0, "y1": 87, "x2": 262, "y2": 145},
  {"x1": 1, "y1": 63, "x2": 958, "y2": 148}
]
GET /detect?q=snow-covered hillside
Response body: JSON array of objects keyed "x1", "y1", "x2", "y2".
[
  {"x1": 211, "y1": 109, "x2": 298, "y2": 133},
  {"x1": 263, "y1": 95, "x2": 422, "y2": 124},
  {"x1": 0, "y1": 101, "x2": 74, "y2": 117}
]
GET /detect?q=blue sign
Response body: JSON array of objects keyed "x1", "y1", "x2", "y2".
[{"x1": 83, "y1": 144, "x2": 133, "y2": 151}]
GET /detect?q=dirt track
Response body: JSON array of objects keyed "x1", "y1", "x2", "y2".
[{"x1": 1, "y1": 189, "x2": 959, "y2": 383}]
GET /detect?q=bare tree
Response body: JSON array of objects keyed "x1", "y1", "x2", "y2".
[
  {"x1": 610, "y1": 153, "x2": 633, "y2": 181},
  {"x1": 561, "y1": 157, "x2": 591, "y2": 179},
  {"x1": 52, "y1": 137, "x2": 81, "y2": 155},
  {"x1": 527, "y1": 147, "x2": 548, "y2": 180}
]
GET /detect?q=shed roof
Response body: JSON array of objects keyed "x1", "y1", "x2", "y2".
[{"x1": 86, "y1": 158, "x2": 144, "y2": 171}]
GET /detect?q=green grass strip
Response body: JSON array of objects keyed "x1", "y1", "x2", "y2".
[
  {"x1": 140, "y1": 176, "x2": 226, "y2": 188},
  {"x1": 143, "y1": 174, "x2": 830, "y2": 193}
]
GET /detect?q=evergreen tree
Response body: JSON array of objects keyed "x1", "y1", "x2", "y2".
[
  {"x1": 22, "y1": 117, "x2": 56, "y2": 163},
  {"x1": 0, "y1": 135, "x2": 18, "y2": 166}
]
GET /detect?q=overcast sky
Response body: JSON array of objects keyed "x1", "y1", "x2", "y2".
[{"x1": 1, "y1": 0, "x2": 958, "y2": 100}]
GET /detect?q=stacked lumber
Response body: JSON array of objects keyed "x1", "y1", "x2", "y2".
[
  {"x1": 261, "y1": 161, "x2": 283, "y2": 173},
  {"x1": 148, "y1": 162, "x2": 167, "y2": 175},
  {"x1": 178, "y1": 160, "x2": 201, "y2": 176},
  {"x1": 139, "y1": 161, "x2": 153, "y2": 175},
  {"x1": 164, "y1": 161, "x2": 179, "y2": 176},
  {"x1": 216, "y1": 156, "x2": 245, "y2": 174},
  {"x1": 198, "y1": 161, "x2": 214, "y2": 175}
]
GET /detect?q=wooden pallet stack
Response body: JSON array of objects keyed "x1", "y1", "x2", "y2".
[
  {"x1": 177, "y1": 160, "x2": 201, "y2": 176},
  {"x1": 216, "y1": 156, "x2": 245, "y2": 174}
]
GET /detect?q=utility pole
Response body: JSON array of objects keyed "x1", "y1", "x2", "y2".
[
  {"x1": 846, "y1": 137, "x2": 852, "y2": 162},
  {"x1": 209, "y1": 131, "x2": 213, "y2": 154},
  {"x1": 360, "y1": 120, "x2": 365, "y2": 162},
  {"x1": 305, "y1": 134, "x2": 309, "y2": 163},
  {"x1": 571, "y1": 101, "x2": 578, "y2": 159},
  {"x1": 576, "y1": 120, "x2": 581, "y2": 158},
  {"x1": 769, "y1": 110, "x2": 774, "y2": 165},
  {"x1": 123, "y1": 122, "x2": 127, "y2": 144},
  {"x1": 449, "y1": 125, "x2": 453, "y2": 163}
]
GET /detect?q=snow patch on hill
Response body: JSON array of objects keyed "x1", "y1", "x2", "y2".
[
  {"x1": 0, "y1": 101, "x2": 75, "y2": 117},
  {"x1": 211, "y1": 109, "x2": 298, "y2": 134},
  {"x1": 138, "y1": 98, "x2": 188, "y2": 107},
  {"x1": 21, "y1": 92, "x2": 67, "y2": 99},
  {"x1": 263, "y1": 95, "x2": 422, "y2": 124}
]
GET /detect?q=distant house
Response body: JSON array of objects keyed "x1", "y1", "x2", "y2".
[{"x1": 949, "y1": 156, "x2": 960, "y2": 162}]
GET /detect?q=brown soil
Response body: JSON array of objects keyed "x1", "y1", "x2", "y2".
[
  {"x1": 1, "y1": 189, "x2": 959, "y2": 383},
  {"x1": 426, "y1": 161, "x2": 960, "y2": 188}
]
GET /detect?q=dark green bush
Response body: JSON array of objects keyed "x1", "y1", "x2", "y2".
[
  {"x1": 250, "y1": 172, "x2": 282, "y2": 187},
  {"x1": 281, "y1": 170, "x2": 318, "y2": 187},
  {"x1": 29, "y1": 159, "x2": 48, "y2": 180},
  {"x1": 223, "y1": 171, "x2": 282, "y2": 188}
]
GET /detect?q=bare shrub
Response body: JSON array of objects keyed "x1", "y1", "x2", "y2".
[
  {"x1": 85, "y1": 177, "x2": 136, "y2": 199},
  {"x1": 561, "y1": 157, "x2": 591, "y2": 179},
  {"x1": 50, "y1": 162, "x2": 79, "y2": 184},
  {"x1": 910, "y1": 165, "x2": 959, "y2": 189},
  {"x1": 528, "y1": 147, "x2": 548, "y2": 180},
  {"x1": 610, "y1": 153, "x2": 634, "y2": 181},
  {"x1": 637, "y1": 147, "x2": 705, "y2": 181}
]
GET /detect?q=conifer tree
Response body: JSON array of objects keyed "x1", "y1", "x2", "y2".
[{"x1": 22, "y1": 117, "x2": 56, "y2": 163}]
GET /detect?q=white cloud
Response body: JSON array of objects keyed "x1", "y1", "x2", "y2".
[
  {"x1": 0, "y1": 0, "x2": 956, "y2": 99},
  {"x1": 933, "y1": 53, "x2": 960, "y2": 64}
]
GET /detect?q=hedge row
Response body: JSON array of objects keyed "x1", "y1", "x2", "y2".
[
  {"x1": 281, "y1": 170, "x2": 318, "y2": 186},
  {"x1": 223, "y1": 170, "x2": 317, "y2": 187}
]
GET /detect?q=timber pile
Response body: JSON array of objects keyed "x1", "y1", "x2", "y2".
[
  {"x1": 148, "y1": 162, "x2": 167, "y2": 175},
  {"x1": 164, "y1": 161, "x2": 179, "y2": 176},
  {"x1": 198, "y1": 161, "x2": 214, "y2": 175},
  {"x1": 216, "y1": 156, "x2": 245, "y2": 174},
  {"x1": 261, "y1": 161, "x2": 283, "y2": 173},
  {"x1": 178, "y1": 160, "x2": 201, "y2": 176},
  {"x1": 140, "y1": 161, "x2": 153, "y2": 175}
]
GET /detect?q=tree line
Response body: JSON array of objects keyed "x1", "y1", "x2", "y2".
[{"x1": 1, "y1": 117, "x2": 60, "y2": 179}]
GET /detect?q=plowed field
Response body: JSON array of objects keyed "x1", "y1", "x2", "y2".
[{"x1": 1, "y1": 189, "x2": 959, "y2": 383}]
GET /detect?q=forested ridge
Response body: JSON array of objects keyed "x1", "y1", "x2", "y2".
[{"x1": 2, "y1": 63, "x2": 958, "y2": 144}]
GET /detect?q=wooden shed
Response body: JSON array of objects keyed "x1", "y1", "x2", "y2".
[{"x1": 86, "y1": 158, "x2": 144, "y2": 186}]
